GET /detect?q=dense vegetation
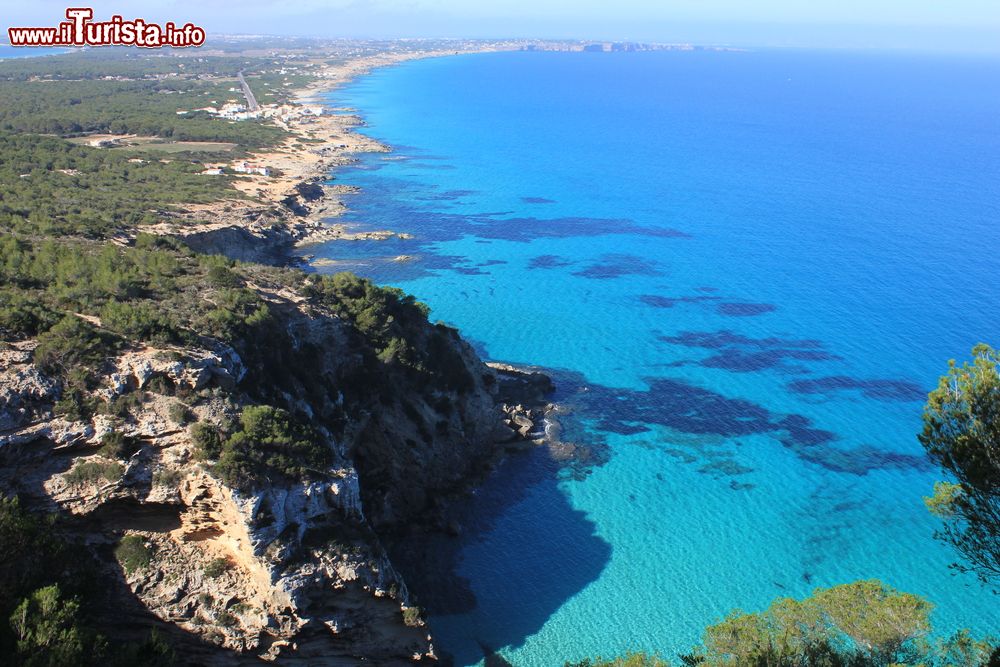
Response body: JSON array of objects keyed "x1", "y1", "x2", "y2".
[
  {"x1": 0, "y1": 228, "x2": 470, "y2": 446},
  {"x1": 0, "y1": 52, "x2": 288, "y2": 148},
  {"x1": 0, "y1": 232, "x2": 254, "y2": 351},
  {"x1": 0, "y1": 50, "x2": 261, "y2": 81},
  {"x1": 302, "y1": 271, "x2": 476, "y2": 394},
  {"x1": 0, "y1": 78, "x2": 286, "y2": 147},
  {"x1": 211, "y1": 405, "x2": 332, "y2": 490},
  {"x1": 0, "y1": 133, "x2": 238, "y2": 237},
  {"x1": 921, "y1": 344, "x2": 1000, "y2": 583},
  {"x1": 0, "y1": 119, "x2": 480, "y2": 497},
  {"x1": 0, "y1": 49, "x2": 315, "y2": 105}
]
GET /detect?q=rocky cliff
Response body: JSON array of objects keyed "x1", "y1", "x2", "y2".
[{"x1": 0, "y1": 262, "x2": 549, "y2": 665}]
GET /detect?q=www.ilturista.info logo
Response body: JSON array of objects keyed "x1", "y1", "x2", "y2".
[{"x1": 7, "y1": 8, "x2": 206, "y2": 48}]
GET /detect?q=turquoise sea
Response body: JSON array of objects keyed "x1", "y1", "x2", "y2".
[{"x1": 302, "y1": 50, "x2": 1000, "y2": 665}]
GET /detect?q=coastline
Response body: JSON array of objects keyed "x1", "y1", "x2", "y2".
[
  {"x1": 284, "y1": 48, "x2": 502, "y2": 243},
  {"x1": 277, "y1": 50, "x2": 590, "y2": 466},
  {"x1": 162, "y1": 40, "x2": 732, "y2": 262},
  {"x1": 161, "y1": 47, "x2": 510, "y2": 261}
]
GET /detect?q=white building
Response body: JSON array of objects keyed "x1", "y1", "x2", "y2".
[
  {"x1": 232, "y1": 161, "x2": 271, "y2": 177},
  {"x1": 217, "y1": 102, "x2": 260, "y2": 121}
]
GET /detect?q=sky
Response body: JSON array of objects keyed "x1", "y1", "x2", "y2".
[{"x1": 4, "y1": 0, "x2": 1000, "y2": 52}]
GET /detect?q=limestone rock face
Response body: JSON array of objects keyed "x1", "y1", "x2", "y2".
[
  {"x1": 0, "y1": 290, "x2": 550, "y2": 664},
  {"x1": 99, "y1": 345, "x2": 247, "y2": 401},
  {"x1": 0, "y1": 343, "x2": 60, "y2": 431}
]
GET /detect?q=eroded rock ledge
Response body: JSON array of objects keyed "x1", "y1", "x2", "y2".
[{"x1": 0, "y1": 285, "x2": 554, "y2": 665}]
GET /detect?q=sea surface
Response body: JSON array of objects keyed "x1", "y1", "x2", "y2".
[
  {"x1": 0, "y1": 45, "x2": 70, "y2": 58},
  {"x1": 303, "y1": 49, "x2": 1000, "y2": 665}
]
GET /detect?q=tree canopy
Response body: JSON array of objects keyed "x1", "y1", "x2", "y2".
[
  {"x1": 568, "y1": 580, "x2": 996, "y2": 667},
  {"x1": 920, "y1": 344, "x2": 1000, "y2": 582}
]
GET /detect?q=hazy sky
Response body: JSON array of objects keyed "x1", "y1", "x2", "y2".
[{"x1": 6, "y1": 0, "x2": 1000, "y2": 51}]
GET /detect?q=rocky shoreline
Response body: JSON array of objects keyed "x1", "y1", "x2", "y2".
[{"x1": 150, "y1": 48, "x2": 509, "y2": 266}]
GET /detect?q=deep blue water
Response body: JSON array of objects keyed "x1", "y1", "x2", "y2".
[{"x1": 303, "y1": 50, "x2": 1000, "y2": 665}]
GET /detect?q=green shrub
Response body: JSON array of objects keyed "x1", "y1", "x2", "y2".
[
  {"x1": 98, "y1": 431, "x2": 139, "y2": 460},
  {"x1": 230, "y1": 602, "x2": 252, "y2": 615},
  {"x1": 114, "y1": 535, "x2": 151, "y2": 574},
  {"x1": 167, "y1": 402, "x2": 192, "y2": 426},
  {"x1": 65, "y1": 460, "x2": 123, "y2": 487},
  {"x1": 0, "y1": 291, "x2": 58, "y2": 338},
  {"x1": 54, "y1": 388, "x2": 100, "y2": 422},
  {"x1": 33, "y1": 316, "x2": 117, "y2": 374},
  {"x1": 215, "y1": 609, "x2": 237, "y2": 628},
  {"x1": 196, "y1": 288, "x2": 270, "y2": 342},
  {"x1": 302, "y1": 272, "x2": 430, "y2": 345},
  {"x1": 146, "y1": 375, "x2": 175, "y2": 396},
  {"x1": 101, "y1": 391, "x2": 143, "y2": 419},
  {"x1": 214, "y1": 405, "x2": 330, "y2": 490},
  {"x1": 203, "y1": 558, "x2": 229, "y2": 579},
  {"x1": 206, "y1": 265, "x2": 242, "y2": 288},
  {"x1": 190, "y1": 423, "x2": 223, "y2": 460},
  {"x1": 151, "y1": 468, "x2": 181, "y2": 488},
  {"x1": 377, "y1": 336, "x2": 415, "y2": 365},
  {"x1": 99, "y1": 300, "x2": 181, "y2": 344}
]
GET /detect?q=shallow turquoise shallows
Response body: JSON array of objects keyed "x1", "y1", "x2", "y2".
[{"x1": 303, "y1": 50, "x2": 1000, "y2": 666}]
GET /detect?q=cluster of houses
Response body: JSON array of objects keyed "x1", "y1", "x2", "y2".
[
  {"x1": 178, "y1": 101, "x2": 324, "y2": 123},
  {"x1": 260, "y1": 104, "x2": 325, "y2": 124},
  {"x1": 200, "y1": 161, "x2": 272, "y2": 177},
  {"x1": 218, "y1": 103, "x2": 261, "y2": 121},
  {"x1": 177, "y1": 102, "x2": 262, "y2": 121},
  {"x1": 233, "y1": 161, "x2": 271, "y2": 176},
  {"x1": 178, "y1": 100, "x2": 326, "y2": 125}
]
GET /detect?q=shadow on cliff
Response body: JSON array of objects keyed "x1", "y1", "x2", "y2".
[
  {"x1": 0, "y1": 438, "x2": 248, "y2": 665},
  {"x1": 388, "y1": 444, "x2": 611, "y2": 667}
]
